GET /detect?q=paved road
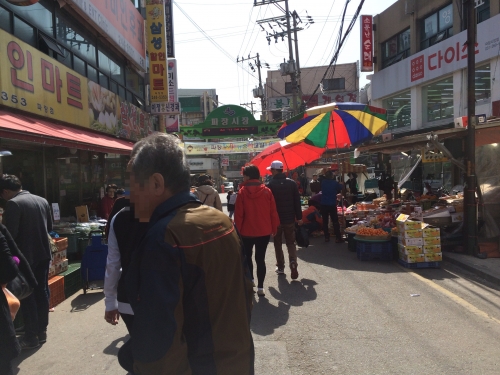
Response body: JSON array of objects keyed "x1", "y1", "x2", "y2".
[{"x1": 12, "y1": 195, "x2": 500, "y2": 374}]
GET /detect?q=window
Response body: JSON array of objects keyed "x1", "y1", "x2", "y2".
[
  {"x1": 56, "y1": 46, "x2": 72, "y2": 69},
  {"x1": 99, "y1": 73, "x2": 109, "y2": 89},
  {"x1": 382, "y1": 29, "x2": 410, "y2": 69},
  {"x1": 382, "y1": 90, "x2": 411, "y2": 130},
  {"x1": 14, "y1": 16, "x2": 35, "y2": 46},
  {"x1": 99, "y1": 51, "x2": 124, "y2": 85},
  {"x1": 420, "y1": 4, "x2": 453, "y2": 50},
  {"x1": 4, "y1": 0, "x2": 53, "y2": 36},
  {"x1": 73, "y1": 55, "x2": 86, "y2": 77},
  {"x1": 321, "y1": 78, "x2": 345, "y2": 91},
  {"x1": 56, "y1": 15, "x2": 97, "y2": 65},
  {"x1": 285, "y1": 82, "x2": 295, "y2": 94},
  {"x1": 475, "y1": 64, "x2": 490, "y2": 101},
  {"x1": 423, "y1": 76, "x2": 454, "y2": 123},
  {"x1": 88, "y1": 65, "x2": 98, "y2": 83},
  {"x1": 476, "y1": 0, "x2": 490, "y2": 24},
  {"x1": 0, "y1": 6, "x2": 12, "y2": 33}
]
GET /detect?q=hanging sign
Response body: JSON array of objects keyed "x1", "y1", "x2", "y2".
[
  {"x1": 146, "y1": 0, "x2": 168, "y2": 102},
  {"x1": 360, "y1": 15, "x2": 373, "y2": 72}
]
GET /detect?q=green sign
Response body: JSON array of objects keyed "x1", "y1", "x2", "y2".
[{"x1": 180, "y1": 105, "x2": 282, "y2": 139}]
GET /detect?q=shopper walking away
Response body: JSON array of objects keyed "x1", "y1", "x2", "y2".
[
  {"x1": 266, "y1": 160, "x2": 303, "y2": 280},
  {"x1": 235, "y1": 165, "x2": 279, "y2": 297},
  {"x1": 124, "y1": 133, "x2": 254, "y2": 375},
  {"x1": 320, "y1": 170, "x2": 344, "y2": 243},
  {"x1": 0, "y1": 174, "x2": 53, "y2": 349},
  {"x1": 227, "y1": 190, "x2": 237, "y2": 219},
  {"x1": 193, "y1": 175, "x2": 223, "y2": 211},
  {"x1": 101, "y1": 184, "x2": 117, "y2": 220},
  {"x1": 0, "y1": 223, "x2": 36, "y2": 375}
]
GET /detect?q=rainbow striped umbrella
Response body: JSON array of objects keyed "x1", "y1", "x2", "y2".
[{"x1": 277, "y1": 102, "x2": 388, "y2": 149}]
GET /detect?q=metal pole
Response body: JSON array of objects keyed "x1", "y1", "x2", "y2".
[
  {"x1": 42, "y1": 146, "x2": 47, "y2": 198},
  {"x1": 465, "y1": 0, "x2": 477, "y2": 255},
  {"x1": 293, "y1": 12, "x2": 302, "y2": 102},
  {"x1": 256, "y1": 53, "x2": 266, "y2": 120},
  {"x1": 284, "y1": 0, "x2": 297, "y2": 115}
]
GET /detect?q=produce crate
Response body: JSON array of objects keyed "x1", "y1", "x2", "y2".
[
  {"x1": 60, "y1": 262, "x2": 82, "y2": 298},
  {"x1": 53, "y1": 237, "x2": 68, "y2": 252},
  {"x1": 356, "y1": 240, "x2": 392, "y2": 261},
  {"x1": 48, "y1": 276, "x2": 65, "y2": 309},
  {"x1": 398, "y1": 259, "x2": 441, "y2": 269},
  {"x1": 64, "y1": 233, "x2": 78, "y2": 254}
]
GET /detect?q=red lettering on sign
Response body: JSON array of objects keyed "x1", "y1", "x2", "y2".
[
  {"x1": 55, "y1": 67, "x2": 62, "y2": 103},
  {"x1": 41, "y1": 59, "x2": 54, "y2": 93},
  {"x1": 7, "y1": 42, "x2": 34, "y2": 93},
  {"x1": 66, "y1": 73, "x2": 82, "y2": 109},
  {"x1": 153, "y1": 78, "x2": 165, "y2": 91},
  {"x1": 152, "y1": 63, "x2": 165, "y2": 76},
  {"x1": 444, "y1": 46, "x2": 455, "y2": 63},
  {"x1": 410, "y1": 55, "x2": 425, "y2": 82}
]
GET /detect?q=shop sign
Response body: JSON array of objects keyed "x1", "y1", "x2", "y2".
[
  {"x1": 146, "y1": 0, "x2": 168, "y2": 101},
  {"x1": 164, "y1": 114, "x2": 179, "y2": 133},
  {"x1": 65, "y1": 0, "x2": 146, "y2": 71},
  {"x1": 151, "y1": 101, "x2": 181, "y2": 115},
  {"x1": 422, "y1": 149, "x2": 449, "y2": 163},
  {"x1": 372, "y1": 13, "x2": 500, "y2": 100},
  {"x1": 221, "y1": 157, "x2": 229, "y2": 167},
  {"x1": 165, "y1": 0, "x2": 175, "y2": 58},
  {"x1": 360, "y1": 15, "x2": 373, "y2": 72},
  {"x1": 184, "y1": 139, "x2": 279, "y2": 155},
  {"x1": 0, "y1": 29, "x2": 154, "y2": 141},
  {"x1": 269, "y1": 92, "x2": 358, "y2": 110}
]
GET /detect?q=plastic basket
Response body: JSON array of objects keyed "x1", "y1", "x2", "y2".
[
  {"x1": 60, "y1": 262, "x2": 82, "y2": 298},
  {"x1": 48, "y1": 276, "x2": 65, "y2": 308},
  {"x1": 356, "y1": 240, "x2": 392, "y2": 261},
  {"x1": 397, "y1": 259, "x2": 441, "y2": 269}
]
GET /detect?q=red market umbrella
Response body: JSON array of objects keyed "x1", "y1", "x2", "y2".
[{"x1": 249, "y1": 140, "x2": 325, "y2": 175}]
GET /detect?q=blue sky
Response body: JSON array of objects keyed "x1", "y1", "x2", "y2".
[{"x1": 172, "y1": 0, "x2": 398, "y2": 115}]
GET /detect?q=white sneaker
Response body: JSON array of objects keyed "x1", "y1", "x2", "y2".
[{"x1": 257, "y1": 288, "x2": 265, "y2": 296}]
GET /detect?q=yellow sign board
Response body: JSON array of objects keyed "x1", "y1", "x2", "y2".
[
  {"x1": 146, "y1": 0, "x2": 169, "y2": 102},
  {"x1": 0, "y1": 29, "x2": 89, "y2": 127}
]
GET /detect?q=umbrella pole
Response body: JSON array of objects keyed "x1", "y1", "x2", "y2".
[
  {"x1": 331, "y1": 116, "x2": 346, "y2": 223},
  {"x1": 280, "y1": 149, "x2": 290, "y2": 173}
]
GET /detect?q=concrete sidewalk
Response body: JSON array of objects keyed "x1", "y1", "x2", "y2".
[{"x1": 443, "y1": 251, "x2": 500, "y2": 286}]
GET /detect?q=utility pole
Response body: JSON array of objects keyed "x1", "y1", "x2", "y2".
[
  {"x1": 465, "y1": 0, "x2": 477, "y2": 256},
  {"x1": 237, "y1": 53, "x2": 267, "y2": 120},
  {"x1": 292, "y1": 11, "x2": 303, "y2": 108},
  {"x1": 240, "y1": 102, "x2": 256, "y2": 114},
  {"x1": 284, "y1": 0, "x2": 297, "y2": 115}
]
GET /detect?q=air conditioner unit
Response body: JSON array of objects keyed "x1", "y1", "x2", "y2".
[
  {"x1": 252, "y1": 87, "x2": 264, "y2": 98},
  {"x1": 455, "y1": 116, "x2": 468, "y2": 128}
]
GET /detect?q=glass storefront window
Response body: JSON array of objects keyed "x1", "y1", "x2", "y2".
[
  {"x1": 73, "y1": 55, "x2": 86, "y2": 77},
  {"x1": 475, "y1": 64, "x2": 491, "y2": 101},
  {"x1": 99, "y1": 50, "x2": 124, "y2": 85},
  {"x1": 56, "y1": 15, "x2": 97, "y2": 65},
  {"x1": 125, "y1": 67, "x2": 144, "y2": 98},
  {"x1": 99, "y1": 73, "x2": 109, "y2": 89},
  {"x1": 14, "y1": 16, "x2": 35, "y2": 46},
  {"x1": 0, "y1": 6, "x2": 11, "y2": 33},
  {"x1": 382, "y1": 90, "x2": 411, "y2": 130},
  {"x1": 88, "y1": 65, "x2": 98, "y2": 83},
  {"x1": 5, "y1": 0, "x2": 53, "y2": 36},
  {"x1": 422, "y1": 76, "x2": 454, "y2": 123}
]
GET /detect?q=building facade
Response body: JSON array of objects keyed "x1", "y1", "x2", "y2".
[
  {"x1": 265, "y1": 62, "x2": 359, "y2": 122},
  {"x1": 0, "y1": 0, "x2": 153, "y2": 218},
  {"x1": 371, "y1": 0, "x2": 499, "y2": 133}
]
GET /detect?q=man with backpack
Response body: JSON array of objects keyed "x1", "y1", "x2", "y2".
[
  {"x1": 193, "y1": 175, "x2": 222, "y2": 211},
  {"x1": 267, "y1": 161, "x2": 303, "y2": 280}
]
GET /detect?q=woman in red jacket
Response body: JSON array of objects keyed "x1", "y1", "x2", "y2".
[{"x1": 235, "y1": 165, "x2": 279, "y2": 296}]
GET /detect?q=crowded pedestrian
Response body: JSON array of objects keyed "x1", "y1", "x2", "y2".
[
  {"x1": 234, "y1": 165, "x2": 279, "y2": 297},
  {"x1": 227, "y1": 190, "x2": 237, "y2": 219},
  {"x1": 301, "y1": 200, "x2": 323, "y2": 235},
  {"x1": 0, "y1": 174, "x2": 53, "y2": 349},
  {"x1": 0, "y1": 223, "x2": 36, "y2": 375},
  {"x1": 320, "y1": 170, "x2": 344, "y2": 243},
  {"x1": 346, "y1": 173, "x2": 359, "y2": 204},
  {"x1": 310, "y1": 174, "x2": 321, "y2": 194},
  {"x1": 100, "y1": 184, "x2": 117, "y2": 220},
  {"x1": 299, "y1": 173, "x2": 309, "y2": 196},
  {"x1": 123, "y1": 133, "x2": 254, "y2": 374},
  {"x1": 193, "y1": 174, "x2": 223, "y2": 211},
  {"x1": 266, "y1": 160, "x2": 303, "y2": 280}
]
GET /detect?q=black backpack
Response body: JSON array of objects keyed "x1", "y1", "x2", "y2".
[{"x1": 295, "y1": 223, "x2": 309, "y2": 248}]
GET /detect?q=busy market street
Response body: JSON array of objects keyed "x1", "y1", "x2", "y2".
[{"x1": 7, "y1": 194, "x2": 500, "y2": 375}]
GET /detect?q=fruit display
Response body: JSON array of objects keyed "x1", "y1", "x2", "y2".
[{"x1": 356, "y1": 227, "x2": 390, "y2": 237}]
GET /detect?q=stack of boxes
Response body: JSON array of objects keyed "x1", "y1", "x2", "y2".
[
  {"x1": 50, "y1": 237, "x2": 69, "y2": 277},
  {"x1": 396, "y1": 214, "x2": 442, "y2": 267}
]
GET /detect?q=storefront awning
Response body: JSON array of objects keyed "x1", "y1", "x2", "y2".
[
  {"x1": 0, "y1": 110, "x2": 134, "y2": 155},
  {"x1": 356, "y1": 120, "x2": 500, "y2": 154}
]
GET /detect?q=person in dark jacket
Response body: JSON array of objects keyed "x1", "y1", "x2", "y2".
[
  {"x1": 0, "y1": 174, "x2": 52, "y2": 350},
  {"x1": 0, "y1": 223, "x2": 36, "y2": 375},
  {"x1": 346, "y1": 173, "x2": 358, "y2": 204},
  {"x1": 310, "y1": 174, "x2": 321, "y2": 194},
  {"x1": 320, "y1": 171, "x2": 344, "y2": 243},
  {"x1": 226, "y1": 190, "x2": 236, "y2": 219},
  {"x1": 123, "y1": 133, "x2": 254, "y2": 375},
  {"x1": 235, "y1": 165, "x2": 279, "y2": 297},
  {"x1": 266, "y1": 160, "x2": 303, "y2": 280}
]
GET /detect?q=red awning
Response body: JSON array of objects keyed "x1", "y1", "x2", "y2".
[{"x1": 0, "y1": 110, "x2": 134, "y2": 154}]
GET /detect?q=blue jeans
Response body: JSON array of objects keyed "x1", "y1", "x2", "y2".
[{"x1": 21, "y1": 260, "x2": 50, "y2": 340}]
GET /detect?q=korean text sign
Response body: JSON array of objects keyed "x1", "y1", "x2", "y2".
[
  {"x1": 360, "y1": 15, "x2": 373, "y2": 72},
  {"x1": 146, "y1": 0, "x2": 168, "y2": 102},
  {"x1": 66, "y1": 0, "x2": 146, "y2": 71},
  {"x1": 0, "y1": 29, "x2": 89, "y2": 127}
]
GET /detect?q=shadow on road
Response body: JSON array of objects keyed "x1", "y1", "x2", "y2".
[
  {"x1": 12, "y1": 345, "x2": 42, "y2": 373},
  {"x1": 251, "y1": 297, "x2": 290, "y2": 337},
  {"x1": 103, "y1": 334, "x2": 129, "y2": 356},
  {"x1": 268, "y1": 276, "x2": 318, "y2": 307},
  {"x1": 297, "y1": 237, "x2": 460, "y2": 281},
  {"x1": 70, "y1": 292, "x2": 104, "y2": 312}
]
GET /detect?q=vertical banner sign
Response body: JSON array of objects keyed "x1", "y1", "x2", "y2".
[
  {"x1": 165, "y1": 0, "x2": 175, "y2": 58},
  {"x1": 146, "y1": 0, "x2": 168, "y2": 102},
  {"x1": 360, "y1": 15, "x2": 373, "y2": 72},
  {"x1": 165, "y1": 58, "x2": 179, "y2": 132}
]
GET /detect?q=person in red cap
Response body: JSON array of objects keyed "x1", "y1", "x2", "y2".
[{"x1": 266, "y1": 160, "x2": 302, "y2": 280}]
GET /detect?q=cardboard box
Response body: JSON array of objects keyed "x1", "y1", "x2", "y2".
[
  {"x1": 422, "y1": 226, "x2": 440, "y2": 238},
  {"x1": 451, "y1": 212, "x2": 463, "y2": 222},
  {"x1": 398, "y1": 237, "x2": 423, "y2": 246},
  {"x1": 423, "y1": 244, "x2": 442, "y2": 253},
  {"x1": 48, "y1": 265, "x2": 56, "y2": 278},
  {"x1": 54, "y1": 259, "x2": 68, "y2": 275},
  {"x1": 396, "y1": 214, "x2": 422, "y2": 231},
  {"x1": 398, "y1": 229, "x2": 423, "y2": 239},
  {"x1": 398, "y1": 243, "x2": 423, "y2": 255},
  {"x1": 53, "y1": 249, "x2": 67, "y2": 264},
  {"x1": 399, "y1": 253, "x2": 425, "y2": 263},
  {"x1": 424, "y1": 253, "x2": 443, "y2": 262},
  {"x1": 423, "y1": 237, "x2": 441, "y2": 246}
]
